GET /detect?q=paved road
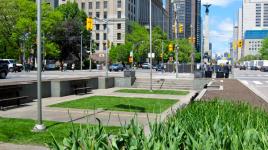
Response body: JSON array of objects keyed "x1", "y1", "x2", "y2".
[
  {"x1": 1, "y1": 69, "x2": 193, "y2": 84},
  {"x1": 234, "y1": 69, "x2": 268, "y2": 102}
]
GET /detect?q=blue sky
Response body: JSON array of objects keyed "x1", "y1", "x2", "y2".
[
  {"x1": 201, "y1": 0, "x2": 242, "y2": 56},
  {"x1": 163, "y1": 0, "x2": 242, "y2": 56}
]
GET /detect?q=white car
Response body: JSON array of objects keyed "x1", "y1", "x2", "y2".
[{"x1": 2, "y1": 59, "x2": 23, "y2": 72}]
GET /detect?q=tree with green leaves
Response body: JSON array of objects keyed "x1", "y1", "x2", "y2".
[
  {"x1": 172, "y1": 39, "x2": 193, "y2": 63},
  {"x1": 260, "y1": 38, "x2": 268, "y2": 60},
  {"x1": 50, "y1": 2, "x2": 91, "y2": 63}
]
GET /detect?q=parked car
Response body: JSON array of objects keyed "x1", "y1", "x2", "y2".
[
  {"x1": 142, "y1": 63, "x2": 151, "y2": 69},
  {"x1": 1, "y1": 59, "x2": 23, "y2": 72},
  {"x1": 109, "y1": 64, "x2": 124, "y2": 71},
  {"x1": 239, "y1": 65, "x2": 246, "y2": 70},
  {"x1": 0, "y1": 60, "x2": 9, "y2": 79},
  {"x1": 155, "y1": 64, "x2": 164, "y2": 71},
  {"x1": 45, "y1": 63, "x2": 58, "y2": 70},
  {"x1": 260, "y1": 60, "x2": 268, "y2": 72}
]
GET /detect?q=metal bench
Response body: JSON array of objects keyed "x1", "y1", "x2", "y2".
[
  {"x1": 74, "y1": 87, "x2": 92, "y2": 95},
  {"x1": 0, "y1": 96, "x2": 29, "y2": 110}
]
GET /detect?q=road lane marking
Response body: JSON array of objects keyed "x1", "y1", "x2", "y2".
[
  {"x1": 253, "y1": 81, "x2": 263, "y2": 85},
  {"x1": 241, "y1": 80, "x2": 249, "y2": 85},
  {"x1": 266, "y1": 81, "x2": 268, "y2": 84}
]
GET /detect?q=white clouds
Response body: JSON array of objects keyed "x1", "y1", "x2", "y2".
[
  {"x1": 202, "y1": 0, "x2": 236, "y2": 7},
  {"x1": 208, "y1": 18, "x2": 234, "y2": 54}
]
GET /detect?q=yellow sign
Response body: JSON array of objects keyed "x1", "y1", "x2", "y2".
[{"x1": 86, "y1": 17, "x2": 93, "y2": 31}]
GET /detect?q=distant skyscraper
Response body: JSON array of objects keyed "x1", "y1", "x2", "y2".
[{"x1": 168, "y1": 0, "x2": 201, "y2": 52}]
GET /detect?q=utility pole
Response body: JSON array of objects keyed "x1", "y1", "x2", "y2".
[
  {"x1": 174, "y1": 3, "x2": 179, "y2": 78},
  {"x1": 105, "y1": 22, "x2": 108, "y2": 78},
  {"x1": 190, "y1": 25, "x2": 195, "y2": 73},
  {"x1": 149, "y1": 0, "x2": 153, "y2": 91},
  {"x1": 89, "y1": 39, "x2": 92, "y2": 72},
  {"x1": 33, "y1": 0, "x2": 45, "y2": 132},
  {"x1": 80, "y1": 32, "x2": 83, "y2": 70}
]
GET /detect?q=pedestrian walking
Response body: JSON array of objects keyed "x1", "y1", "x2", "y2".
[
  {"x1": 60, "y1": 62, "x2": 63, "y2": 72},
  {"x1": 223, "y1": 62, "x2": 230, "y2": 78},
  {"x1": 71, "y1": 63, "x2": 75, "y2": 72}
]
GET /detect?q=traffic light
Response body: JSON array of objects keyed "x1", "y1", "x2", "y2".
[
  {"x1": 179, "y1": 24, "x2": 184, "y2": 33},
  {"x1": 238, "y1": 40, "x2": 243, "y2": 48},
  {"x1": 86, "y1": 17, "x2": 93, "y2": 31},
  {"x1": 188, "y1": 37, "x2": 196, "y2": 44},
  {"x1": 107, "y1": 40, "x2": 113, "y2": 48},
  {"x1": 168, "y1": 44, "x2": 174, "y2": 52},
  {"x1": 160, "y1": 53, "x2": 163, "y2": 58},
  {"x1": 172, "y1": 25, "x2": 175, "y2": 33},
  {"x1": 233, "y1": 41, "x2": 237, "y2": 50}
]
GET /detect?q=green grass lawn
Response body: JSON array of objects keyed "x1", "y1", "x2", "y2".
[
  {"x1": 50, "y1": 96, "x2": 177, "y2": 113},
  {"x1": 116, "y1": 89, "x2": 189, "y2": 96},
  {"x1": 0, "y1": 117, "x2": 119, "y2": 146}
]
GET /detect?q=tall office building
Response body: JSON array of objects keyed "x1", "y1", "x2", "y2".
[
  {"x1": 59, "y1": 0, "x2": 168, "y2": 61},
  {"x1": 168, "y1": 0, "x2": 201, "y2": 52},
  {"x1": 234, "y1": 0, "x2": 268, "y2": 60}
]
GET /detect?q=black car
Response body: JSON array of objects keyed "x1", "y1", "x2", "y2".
[
  {"x1": 0, "y1": 60, "x2": 9, "y2": 79},
  {"x1": 239, "y1": 65, "x2": 246, "y2": 70}
]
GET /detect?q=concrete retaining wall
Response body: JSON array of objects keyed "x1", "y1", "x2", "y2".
[
  {"x1": 98, "y1": 77, "x2": 114, "y2": 89},
  {"x1": 115, "y1": 77, "x2": 136, "y2": 87}
]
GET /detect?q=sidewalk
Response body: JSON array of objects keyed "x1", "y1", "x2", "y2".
[{"x1": 202, "y1": 79, "x2": 268, "y2": 111}]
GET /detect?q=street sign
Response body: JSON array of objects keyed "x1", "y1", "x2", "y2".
[
  {"x1": 148, "y1": 53, "x2": 155, "y2": 58},
  {"x1": 86, "y1": 18, "x2": 93, "y2": 31},
  {"x1": 130, "y1": 51, "x2": 133, "y2": 57}
]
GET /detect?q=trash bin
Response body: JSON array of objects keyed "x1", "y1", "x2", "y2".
[
  {"x1": 216, "y1": 71, "x2": 224, "y2": 78},
  {"x1": 194, "y1": 71, "x2": 203, "y2": 78},
  {"x1": 205, "y1": 71, "x2": 212, "y2": 78}
]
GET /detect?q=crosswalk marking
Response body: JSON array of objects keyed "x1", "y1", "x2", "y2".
[
  {"x1": 253, "y1": 81, "x2": 263, "y2": 85},
  {"x1": 241, "y1": 80, "x2": 249, "y2": 85},
  {"x1": 266, "y1": 81, "x2": 268, "y2": 84}
]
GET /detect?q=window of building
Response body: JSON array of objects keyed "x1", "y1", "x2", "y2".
[
  {"x1": 88, "y1": 2, "x2": 92, "y2": 9},
  {"x1": 96, "y1": 33, "x2": 100, "y2": 40},
  {"x1": 96, "y1": 12, "x2": 100, "y2": 18},
  {"x1": 88, "y1": 12, "x2": 92, "y2": 17},
  {"x1": 96, "y1": 1, "x2": 100, "y2": 9},
  {"x1": 117, "y1": 33, "x2": 121, "y2": 40},
  {"x1": 104, "y1": 11, "x2": 107, "y2": 19},
  {"x1": 96, "y1": 43, "x2": 99, "y2": 50},
  {"x1": 117, "y1": 23, "x2": 121, "y2": 29},
  {"x1": 81, "y1": 2, "x2": 85, "y2": 10},
  {"x1": 117, "y1": 0, "x2": 122, "y2": 8},
  {"x1": 103, "y1": 33, "x2": 107, "y2": 40},
  {"x1": 117, "y1": 11, "x2": 121, "y2": 18},
  {"x1": 104, "y1": 1, "x2": 108, "y2": 8},
  {"x1": 96, "y1": 24, "x2": 100, "y2": 30},
  {"x1": 103, "y1": 24, "x2": 107, "y2": 30}
]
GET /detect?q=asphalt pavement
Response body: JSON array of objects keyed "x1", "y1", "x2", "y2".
[
  {"x1": 234, "y1": 69, "x2": 268, "y2": 102},
  {"x1": 0, "y1": 69, "x2": 193, "y2": 84}
]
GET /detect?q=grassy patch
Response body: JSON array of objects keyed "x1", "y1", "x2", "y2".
[
  {"x1": 116, "y1": 89, "x2": 189, "y2": 95},
  {"x1": 0, "y1": 117, "x2": 119, "y2": 146},
  {"x1": 50, "y1": 100, "x2": 268, "y2": 149},
  {"x1": 50, "y1": 96, "x2": 177, "y2": 113}
]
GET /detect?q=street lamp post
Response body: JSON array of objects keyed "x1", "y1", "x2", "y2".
[
  {"x1": 174, "y1": 3, "x2": 179, "y2": 78},
  {"x1": 149, "y1": 0, "x2": 153, "y2": 91},
  {"x1": 89, "y1": 39, "x2": 92, "y2": 72},
  {"x1": 80, "y1": 32, "x2": 83, "y2": 70},
  {"x1": 33, "y1": 0, "x2": 45, "y2": 132}
]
